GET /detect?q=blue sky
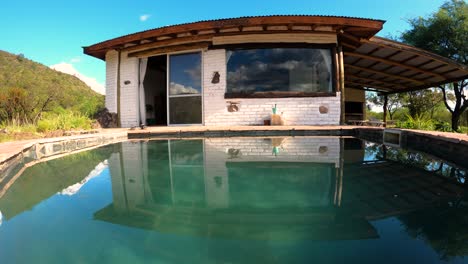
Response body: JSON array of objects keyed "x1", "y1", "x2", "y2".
[{"x1": 0, "y1": 0, "x2": 446, "y2": 87}]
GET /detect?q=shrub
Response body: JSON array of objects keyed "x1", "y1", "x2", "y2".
[
  {"x1": 434, "y1": 121, "x2": 452, "y2": 132},
  {"x1": 37, "y1": 111, "x2": 93, "y2": 132},
  {"x1": 396, "y1": 114, "x2": 435, "y2": 131}
]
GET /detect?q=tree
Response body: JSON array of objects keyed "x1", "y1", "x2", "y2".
[
  {"x1": 366, "y1": 92, "x2": 401, "y2": 120},
  {"x1": 402, "y1": 89, "x2": 444, "y2": 119},
  {"x1": 401, "y1": 0, "x2": 468, "y2": 131}
]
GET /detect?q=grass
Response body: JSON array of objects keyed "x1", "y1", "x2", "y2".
[{"x1": 0, "y1": 110, "x2": 95, "y2": 143}]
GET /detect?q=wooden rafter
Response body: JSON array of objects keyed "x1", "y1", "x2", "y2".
[
  {"x1": 123, "y1": 34, "x2": 214, "y2": 53},
  {"x1": 345, "y1": 51, "x2": 444, "y2": 78},
  {"x1": 364, "y1": 37, "x2": 468, "y2": 72},
  {"x1": 346, "y1": 73, "x2": 408, "y2": 87},
  {"x1": 345, "y1": 80, "x2": 397, "y2": 91},
  {"x1": 345, "y1": 64, "x2": 425, "y2": 84},
  {"x1": 128, "y1": 42, "x2": 211, "y2": 57}
]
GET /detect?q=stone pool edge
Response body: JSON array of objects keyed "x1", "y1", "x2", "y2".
[
  {"x1": 1, "y1": 126, "x2": 467, "y2": 185},
  {"x1": 0, "y1": 130, "x2": 128, "y2": 187}
]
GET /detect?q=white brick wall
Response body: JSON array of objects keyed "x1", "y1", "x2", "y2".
[
  {"x1": 107, "y1": 48, "x2": 341, "y2": 127},
  {"x1": 119, "y1": 52, "x2": 139, "y2": 128},
  {"x1": 203, "y1": 49, "x2": 341, "y2": 126},
  {"x1": 204, "y1": 137, "x2": 340, "y2": 167},
  {"x1": 105, "y1": 50, "x2": 118, "y2": 113},
  {"x1": 106, "y1": 50, "x2": 140, "y2": 127}
]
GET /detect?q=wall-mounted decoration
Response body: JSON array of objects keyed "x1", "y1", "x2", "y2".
[
  {"x1": 124, "y1": 80, "x2": 131, "y2": 85},
  {"x1": 227, "y1": 101, "x2": 240, "y2": 112},
  {"x1": 319, "y1": 105, "x2": 329, "y2": 114},
  {"x1": 211, "y1": 71, "x2": 220, "y2": 84},
  {"x1": 319, "y1": 146, "x2": 328, "y2": 154},
  {"x1": 227, "y1": 148, "x2": 241, "y2": 159}
]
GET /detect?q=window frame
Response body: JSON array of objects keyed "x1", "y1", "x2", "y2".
[{"x1": 222, "y1": 43, "x2": 337, "y2": 99}]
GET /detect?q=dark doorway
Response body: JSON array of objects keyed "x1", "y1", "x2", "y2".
[{"x1": 144, "y1": 55, "x2": 167, "y2": 126}]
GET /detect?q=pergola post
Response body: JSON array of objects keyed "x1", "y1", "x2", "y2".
[
  {"x1": 383, "y1": 94, "x2": 388, "y2": 128},
  {"x1": 338, "y1": 45, "x2": 346, "y2": 125}
]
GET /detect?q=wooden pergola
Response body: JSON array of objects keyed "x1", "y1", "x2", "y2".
[{"x1": 343, "y1": 36, "x2": 468, "y2": 125}]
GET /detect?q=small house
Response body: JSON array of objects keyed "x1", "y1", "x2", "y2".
[{"x1": 84, "y1": 16, "x2": 468, "y2": 127}]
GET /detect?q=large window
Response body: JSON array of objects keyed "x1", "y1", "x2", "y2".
[{"x1": 226, "y1": 47, "x2": 334, "y2": 97}]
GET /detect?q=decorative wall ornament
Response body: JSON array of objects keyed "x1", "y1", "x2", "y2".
[
  {"x1": 124, "y1": 80, "x2": 131, "y2": 85},
  {"x1": 227, "y1": 101, "x2": 240, "y2": 112},
  {"x1": 319, "y1": 105, "x2": 329, "y2": 114},
  {"x1": 211, "y1": 71, "x2": 220, "y2": 84},
  {"x1": 319, "y1": 146, "x2": 328, "y2": 154}
]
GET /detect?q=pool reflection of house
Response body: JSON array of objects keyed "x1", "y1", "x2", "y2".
[{"x1": 94, "y1": 138, "x2": 465, "y2": 241}]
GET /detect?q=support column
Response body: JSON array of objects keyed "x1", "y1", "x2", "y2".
[
  {"x1": 338, "y1": 45, "x2": 346, "y2": 125},
  {"x1": 116, "y1": 50, "x2": 122, "y2": 128},
  {"x1": 383, "y1": 94, "x2": 388, "y2": 128}
]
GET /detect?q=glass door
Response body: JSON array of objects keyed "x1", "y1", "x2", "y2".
[{"x1": 168, "y1": 52, "x2": 202, "y2": 125}]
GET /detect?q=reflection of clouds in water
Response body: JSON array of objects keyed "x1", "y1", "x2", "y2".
[
  {"x1": 59, "y1": 160, "x2": 108, "y2": 196},
  {"x1": 170, "y1": 82, "x2": 199, "y2": 95}
]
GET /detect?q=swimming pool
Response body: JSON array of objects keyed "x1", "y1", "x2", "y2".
[{"x1": 0, "y1": 137, "x2": 466, "y2": 263}]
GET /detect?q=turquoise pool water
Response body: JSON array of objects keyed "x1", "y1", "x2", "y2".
[{"x1": 0, "y1": 137, "x2": 466, "y2": 263}]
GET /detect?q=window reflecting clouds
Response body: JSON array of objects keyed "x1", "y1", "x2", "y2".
[
  {"x1": 169, "y1": 53, "x2": 201, "y2": 95},
  {"x1": 227, "y1": 48, "x2": 333, "y2": 93}
]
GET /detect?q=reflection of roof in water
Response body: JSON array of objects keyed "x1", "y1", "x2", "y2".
[
  {"x1": 342, "y1": 160, "x2": 465, "y2": 220},
  {"x1": 94, "y1": 159, "x2": 465, "y2": 242},
  {"x1": 94, "y1": 204, "x2": 378, "y2": 241}
]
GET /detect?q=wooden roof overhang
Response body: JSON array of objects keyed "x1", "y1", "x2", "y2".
[
  {"x1": 343, "y1": 37, "x2": 468, "y2": 94},
  {"x1": 83, "y1": 15, "x2": 467, "y2": 94},
  {"x1": 83, "y1": 15, "x2": 384, "y2": 59}
]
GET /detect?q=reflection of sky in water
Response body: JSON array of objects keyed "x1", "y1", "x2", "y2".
[{"x1": 0, "y1": 139, "x2": 467, "y2": 264}]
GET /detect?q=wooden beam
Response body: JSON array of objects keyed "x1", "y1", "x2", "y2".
[
  {"x1": 385, "y1": 75, "x2": 468, "y2": 94},
  {"x1": 427, "y1": 63, "x2": 449, "y2": 72},
  {"x1": 85, "y1": 16, "x2": 384, "y2": 57},
  {"x1": 128, "y1": 42, "x2": 211, "y2": 57},
  {"x1": 414, "y1": 59, "x2": 434, "y2": 68},
  {"x1": 123, "y1": 34, "x2": 214, "y2": 53},
  {"x1": 341, "y1": 41, "x2": 359, "y2": 50},
  {"x1": 365, "y1": 37, "x2": 468, "y2": 71},
  {"x1": 384, "y1": 50, "x2": 402, "y2": 59},
  {"x1": 338, "y1": 45, "x2": 346, "y2": 125},
  {"x1": 383, "y1": 94, "x2": 388, "y2": 127},
  {"x1": 346, "y1": 73, "x2": 408, "y2": 87},
  {"x1": 345, "y1": 51, "x2": 445, "y2": 78},
  {"x1": 440, "y1": 67, "x2": 462, "y2": 75},
  {"x1": 398, "y1": 54, "x2": 419, "y2": 64},
  {"x1": 345, "y1": 64, "x2": 425, "y2": 84},
  {"x1": 333, "y1": 46, "x2": 340, "y2": 92},
  {"x1": 346, "y1": 81, "x2": 397, "y2": 91}
]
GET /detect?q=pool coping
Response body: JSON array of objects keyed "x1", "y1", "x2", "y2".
[{"x1": 0, "y1": 126, "x2": 467, "y2": 187}]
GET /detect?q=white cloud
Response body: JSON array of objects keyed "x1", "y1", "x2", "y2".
[
  {"x1": 70, "y1": 56, "x2": 81, "y2": 63},
  {"x1": 50, "y1": 62, "x2": 105, "y2": 95},
  {"x1": 139, "y1": 14, "x2": 151, "y2": 22},
  {"x1": 169, "y1": 82, "x2": 199, "y2": 95},
  {"x1": 59, "y1": 161, "x2": 108, "y2": 196}
]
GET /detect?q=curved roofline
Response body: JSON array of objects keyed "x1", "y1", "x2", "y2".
[{"x1": 84, "y1": 15, "x2": 385, "y2": 59}]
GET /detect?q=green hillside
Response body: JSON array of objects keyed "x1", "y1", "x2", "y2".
[{"x1": 0, "y1": 50, "x2": 104, "y2": 121}]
